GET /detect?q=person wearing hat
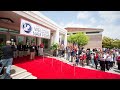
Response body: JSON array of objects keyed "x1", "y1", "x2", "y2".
[{"x1": 0, "y1": 40, "x2": 14, "y2": 79}]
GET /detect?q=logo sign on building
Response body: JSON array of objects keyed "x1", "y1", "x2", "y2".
[{"x1": 20, "y1": 19, "x2": 50, "y2": 39}]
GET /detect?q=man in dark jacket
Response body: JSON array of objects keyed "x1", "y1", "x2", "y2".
[
  {"x1": 86, "y1": 50, "x2": 91, "y2": 66},
  {"x1": 0, "y1": 41, "x2": 14, "y2": 79}
]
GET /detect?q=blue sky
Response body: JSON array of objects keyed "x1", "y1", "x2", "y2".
[{"x1": 41, "y1": 11, "x2": 120, "y2": 39}]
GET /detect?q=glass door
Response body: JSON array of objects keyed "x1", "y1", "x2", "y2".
[
  {"x1": 0, "y1": 34, "x2": 7, "y2": 45},
  {"x1": 17, "y1": 35, "x2": 25, "y2": 45},
  {"x1": 42, "y1": 38, "x2": 48, "y2": 49},
  {"x1": 26, "y1": 36, "x2": 31, "y2": 46},
  {"x1": 10, "y1": 35, "x2": 16, "y2": 45},
  {"x1": 31, "y1": 37, "x2": 36, "y2": 45}
]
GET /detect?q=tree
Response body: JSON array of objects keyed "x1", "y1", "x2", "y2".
[
  {"x1": 67, "y1": 32, "x2": 89, "y2": 47},
  {"x1": 102, "y1": 36, "x2": 114, "y2": 49},
  {"x1": 102, "y1": 36, "x2": 120, "y2": 49}
]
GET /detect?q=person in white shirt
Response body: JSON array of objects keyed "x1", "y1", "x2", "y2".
[
  {"x1": 116, "y1": 52, "x2": 120, "y2": 70},
  {"x1": 105, "y1": 51, "x2": 111, "y2": 71},
  {"x1": 90, "y1": 52, "x2": 94, "y2": 67},
  {"x1": 99, "y1": 52, "x2": 105, "y2": 71},
  {"x1": 109, "y1": 51, "x2": 114, "y2": 68}
]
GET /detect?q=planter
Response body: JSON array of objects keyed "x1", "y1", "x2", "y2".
[{"x1": 50, "y1": 43, "x2": 59, "y2": 57}]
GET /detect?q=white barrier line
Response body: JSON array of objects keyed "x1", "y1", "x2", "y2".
[
  {"x1": 61, "y1": 61, "x2": 62, "y2": 72},
  {"x1": 44, "y1": 53, "x2": 54, "y2": 67},
  {"x1": 74, "y1": 65, "x2": 75, "y2": 76},
  {"x1": 43, "y1": 54, "x2": 44, "y2": 63},
  {"x1": 52, "y1": 58, "x2": 53, "y2": 67},
  {"x1": 43, "y1": 53, "x2": 120, "y2": 76}
]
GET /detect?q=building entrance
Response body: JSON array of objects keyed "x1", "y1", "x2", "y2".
[
  {"x1": 42, "y1": 38, "x2": 49, "y2": 49},
  {"x1": 0, "y1": 34, "x2": 6, "y2": 44}
]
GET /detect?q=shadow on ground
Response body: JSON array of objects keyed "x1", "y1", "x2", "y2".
[{"x1": 10, "y1": 69, "x2": 16, "y2": 75}]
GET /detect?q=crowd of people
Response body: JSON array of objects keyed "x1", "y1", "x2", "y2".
[
  {"x1": 57, "y1": 44, "x2": 120, "y2": 72},
  {"x1": 0, "y1": 40, "x2": 44, "y2": 79},
  {"x1": 11, "y1": 42, "x2": 44, "y2": 60},
  {"x1": 1, "y1": 40, "x2": 120, "y2": 79}
]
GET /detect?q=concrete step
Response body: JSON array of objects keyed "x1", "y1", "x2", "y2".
[
  {"x1": 10, "y1": 65, "x2": 27, "y2": 77},
  {"x1": 24, "y1": 75, "x2": 37, "y2": 79},
  {"x1": 12, "y1": 72, "x2": 31, "y2": 79}
]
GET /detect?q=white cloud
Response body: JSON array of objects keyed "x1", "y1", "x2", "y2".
[
  {"x1": 63, "y1": 22, "x2": 96, "y2": 28},
  {"x1": 97, "y1": 11, "x2": 120, "y2": 39},
  {"x1": 56, "y1": 11, "x2": 120, "y2": 39},
  {"x1": 97, "y1": 24, "x2": 120, "y2": 39},
  {"x1": 59, "y1": 22, "x2": 65, "y2": 27},
  {"x1": 77, "y1": 11, "x2": 90, "y2": 20},
  {"x1": 89, "y1": 17, "x2": 97, "y2": 24},
  {"x1": 98, "y1": 11, "x2": 120, "y2": 23}
]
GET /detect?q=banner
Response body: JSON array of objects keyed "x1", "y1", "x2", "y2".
[{"x1": 20, "y1": 19, "x2": 50, "y2": 39}]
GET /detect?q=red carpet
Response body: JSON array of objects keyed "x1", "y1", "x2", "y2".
[{"x1": 13, "y1": 56, "x2": 120, "y2": 79}]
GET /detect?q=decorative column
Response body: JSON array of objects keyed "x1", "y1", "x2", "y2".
[
  {"x1": 54, "y1": 28, "x2": 59, "y2": 44},
  {"x1": 37, "y1": 37, "x2": 41, "y2": 46},
  {"x1": 50, "y1": 33, "x2": 54, "y2": 46},
  {"x1": 64, "y1": 31, "x2": 67, "y2": 48}
]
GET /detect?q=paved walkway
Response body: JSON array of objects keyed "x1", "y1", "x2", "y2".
[{"x1": 45, "y1": 53, "x2": 120, "y2": 75}]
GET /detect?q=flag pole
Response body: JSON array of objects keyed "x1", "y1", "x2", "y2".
[{"x1": 74, "y1": 65, "x2": 75, "y2": 77}]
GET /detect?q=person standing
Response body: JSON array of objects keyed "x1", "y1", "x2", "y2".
[
  {"x1": 30, "y1": 43, "x2": 35, "y2": 60},
  {"x1": 66, "y1": 46, "x2": 71, "y2": 61},
  {"x1": 23, "y1": 44, "x2": 28, "y2": 56},
  {"x1": 109, "y1": 51, "x2": 114, "y2": 69},
  {"x1": 11, "y1": 42, "x2": 17, "y2": 58},
  {"x1": 36, "y1": 45, "x2": 38, "y2": 56},
  {"x1": 90, "y1": 52, "x2": 94, "y2": 67},
  {"x1": 0, "y1": 41, "x2": 14, "y2": 79},
  {"x1": 86, "y1": 50, "x2": 91, "y2": 66},
  {"x1": 99, "y1": 52, "x2": 106, "y2": 71},
  {"x1": 116, "y1": 51, "x2": 120, "y2": 70},
  {"x1": 75, "y1": 54, "x2": 79, "y2": 66},
  {"x1": 94, "y1": 52, "x2": 99, "y2": 69},
  {"x1": 18, "y1": 43, "x2": 23, "y2": 57},
  {"x1": 105, "y1": 51, "x2": 110, "y2": 71},
  {"x1": 79, "y1": 51, "x2": 86, "y2": 67},
  {"x1": 40, "y1": 43, "x2": 44, "y2": 56}
]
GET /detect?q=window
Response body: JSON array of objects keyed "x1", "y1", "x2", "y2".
[
  {"x1": 86, "y1": 32, "x2": 100, "y2": 34},
  {"x1": 18, "y1": 36, "x2": 24, "y2": 45},
  {"x1": 31, "y1": 37, "x2": 36, "y2": 44},
  {"x1": 73, "y1": 33, "x2": 76, "y2": 34},
  {"x1": 9, "y1": 29, "x2": 19, "y2": 34},
  {"x1": 26, "y1": 36, "x2": 31, "y2": 45},
  {"x1": 0, "y1": 34, "x2": 6, "y2": 44},
  {"x1": 0, "y1": 28, "x2": 8, "y2": 32}
]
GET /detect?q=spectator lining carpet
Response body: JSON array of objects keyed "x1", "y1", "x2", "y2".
[{"x1": 13, "y1": 56, "x2": 120, "y2": 79}]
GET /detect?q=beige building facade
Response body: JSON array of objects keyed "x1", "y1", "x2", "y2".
[{"x1": 65, "y1": 27, "x2": 104, "y2": 49}]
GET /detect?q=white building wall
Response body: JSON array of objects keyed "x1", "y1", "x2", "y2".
[
  {"x1": 53, "y1": 29, "x2": 59, "y2": 44},
  {"x1": 64, "y1": 32, "x2": 67, "y2": 48},
  {"x1": 37, "y1": 37, "x2": 41, "y2": 46}
]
